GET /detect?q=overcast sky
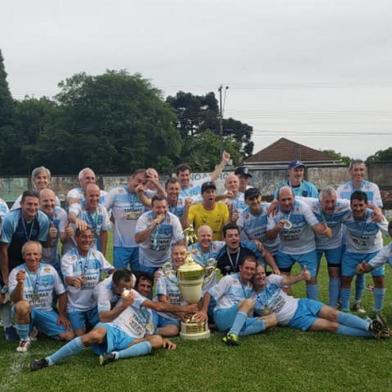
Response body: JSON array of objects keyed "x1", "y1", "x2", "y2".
[{"x1": 1, "y1": 0, "x2": 391, "y2": 159}]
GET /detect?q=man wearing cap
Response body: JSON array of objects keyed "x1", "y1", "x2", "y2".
[
  {"x1": 235, "y1": 166, "x2": 253, "y2": 193},
  {"x1": 275, "y1": 160, "x2": 319, "y2": 199},
  {"x1": 183, "y1": 181, "x2": 229, "y2": 241}
]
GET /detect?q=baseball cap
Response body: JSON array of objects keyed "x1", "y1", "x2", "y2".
[
  {"x1": 234, "y1": 166, "x2": 252, "y2": 178},
  {"x1": 288, "y1": 160, "x2": 305, "y2": 169},
  {"x1": 245, "y1": 187, "x2": 261, "y2": 200},
  {"x1": 201, "y1": 181, "x2": 217, "y2": 193}
]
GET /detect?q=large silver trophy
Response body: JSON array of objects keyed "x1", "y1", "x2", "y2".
[{"x1": 177, "y1": 252, "x2": 211, "y2": 340}]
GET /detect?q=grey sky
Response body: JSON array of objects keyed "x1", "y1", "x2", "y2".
[{"x1": 1, "y1": 0, "x2": 391, "y2": 159}]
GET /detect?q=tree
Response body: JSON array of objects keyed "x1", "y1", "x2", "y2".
[
  {"x1": 321, "y1": 149, "x2": 351, "y2": 165},
  {"x1": 166, "y1": 91, "x2": 254, "y2": 160},
  {"x1": 366, "y1": 147, "x2": 392, "y2": 163},
  {"x1": 180, "y1": 130, "x2": 242, "y2": 172},
  {"x1": 33, "y1": 70, "x2": 181, "y2": 174}
]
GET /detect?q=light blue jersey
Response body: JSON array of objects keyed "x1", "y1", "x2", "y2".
[
  {"x1": 168, "y1": 200, "x2": 185, "y2": 220},
  {"x1": 61, "y1": 247, "x2": 113, "y2": 312},
  {"x1": 0, "y1": 198, "x2": 9, "y2": 234},
  {"x1": 342, "y1": 210, "x2": 388, "y2": 254},
  {"x1": 209, "y1": 273, "x2": 255, "y2": 310},
  {"x1": 299, "y1": 197, "x2": 351, "y2": 250},
  {"x1": 136, "y1": 211, "x2": 184, "y2": 268},
  {"x1": 228, "y1": 192, "x2": 247, "y2": 216},
  {"x1": 78, "y1": 205, "x2": 111, "y2": 251},
  {"x1": 178, "y1": 176, "x2": 210, "y2": 202},
  {"x1": 368, "y1": 244, "x2": 392, "y2": 269},
  {"x1": 275, "y1": 180, "x2": 319, "y2": 199},
  {"x1": 267, "y1": 200, "x2": 319, "y2": 254},
  {"x1": 254, "y1": 274, "x2": 299, "y2": 325},
  {"x1": 337, "y1": 180, "x2": 383, "y2": 208},
  {"x1": 156, "y1": 262, "x2": 184, "y2": 320},
  {"x1": 105, "y1": 186, "x2": 146, "y2": 248},
  {"x1": 9, "y1": 263, "x2": 65, "y2": 312},
  {"x1": 41, "y1": 206, "x2": 68, "y2": 266},
  {"x1": 188, "y1": 241, "x2": 224, "y2": 266},
  {"x1": 238, "y1": 204, "x2": 280, "y2": 255}
]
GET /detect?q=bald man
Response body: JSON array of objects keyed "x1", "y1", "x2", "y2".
[
  {"x1": 69, "y1": 184, "x2": 111, "y2": 256},
  {"x1": 39, "y1": 189, "x2": 73, "y2": 275}
]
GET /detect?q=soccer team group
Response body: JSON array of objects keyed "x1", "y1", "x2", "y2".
[{"x1": 0, "y1": 151, "x2": 391, "y2": 372}]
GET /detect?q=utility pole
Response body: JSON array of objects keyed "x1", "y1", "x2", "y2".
[{"x1": 218, "y1": 85, "x2": 229, "y2": 153}]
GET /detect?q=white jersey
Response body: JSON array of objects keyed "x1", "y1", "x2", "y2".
[
  {"x1": 136, "y1": 211, "x2": 184, "y2": 268},
  {"x1": 109, "y1": 289, "x2": 154, "y2": 339},
  {"x1": 337, "y1": 180, "x2": 383, "y2": 208},
  {"x1": 9, "y1": 263, "x2": 65, "y2": 312},
  {"x1": 267, "y1": 200, "x2": 319, "y2": 254},
  {"x1": 208, "y1": 273, "x2": 255, "y2": 310},
  {"x1": 254, "y1": 274, "x2": 299, "y2": 326},
  {"x1": 238, "y1": 204, "x2": 280, "y2": 255},
  {"x1": 342, "y1": 210, "x2": 388, "y2": 254},
  {"x1": 104, "y1": 186, "x2": 146, "y2": 248},
  {"x1": 368, "y1": 244, "x2": 392, "y2": 269},
  {"x1": 61, "y1": 247, "x2": 112, "y2": 312},
  {"x1": 94, "y1": 274, "x2": 136, "y2": 313},
  {"x1": 178, "y1": 176, "x2": 211, "y2": 202},
  {"x1": 298, "y1": 197, "x2": 351, "y2": 250}
]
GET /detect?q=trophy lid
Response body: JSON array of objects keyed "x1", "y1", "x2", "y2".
[{"x1": 178, "y1": 253, "x2": 204, "y2": 273}]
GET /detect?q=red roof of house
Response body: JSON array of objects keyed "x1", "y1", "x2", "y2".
[{"x1": 245, "y1": 137, "x2": 336, "y2": 164}]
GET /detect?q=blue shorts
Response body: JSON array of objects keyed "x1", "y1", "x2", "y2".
[
  {"x1": 213, "y1": 304, "x2": 238, "y2": 332},
  {"x1": 137, "y1": 263, "x2": 158, "y2": 275},
  {"x1": 68, "y1": 307, "x2": 99, "y2": 331},
  {"x1": 31, "y1": 308, "x2": 68, "y2": 338},
  {"x1": 152, "y1": 311, "x2": 180, "y2": 329},
  {"x1": 92, "y1": 323, "x2": 135, "y2": 355},
  {"x1": 288, "y1": 298, "x2": 324, "y2": 331},
  {"x1": 316, "y1": 247, "x2": 343, "y2": 267},
  {"x1": 113, "y1": 246, "x2": 140, "y2": 271},
  {"x1": 276, "y1": 250, "x2": 318, "y2": 278},
  {"x1": 341, "y1": 251, "x2": 384, "y2": 278}
]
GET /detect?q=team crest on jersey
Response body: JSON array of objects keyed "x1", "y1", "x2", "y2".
[
  {"x1": 71, "y1": 256, "x2": 77, "y2": 262},
  {"x1": 44, "y1": 266, "x2": 51, "y2": 273}
]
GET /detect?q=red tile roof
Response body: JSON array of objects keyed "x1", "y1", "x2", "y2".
[{"x1": 245, "y1": 137, "x2": 336, "y2": 163}]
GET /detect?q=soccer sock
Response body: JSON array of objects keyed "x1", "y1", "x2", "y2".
[
  {"x1": 46, "y1": 337, "x2": 84, "y2": 366},
  {"x1": 0, "y1": 303, "x2": 13, "y2": 328},
  {"x1": 340, "y1": 288, "x2": 351, "y2": 312},
  {"x1": 306, "y1": 284, "x2": 318, "y2": 300},
  {"x1": 336, "y1": 325, "x2": 372, "y2": 337},
  {"x1": 337, "y1": 311, "x2": 369, "y2": 331},
  {"x1": 354, "y1": 274, "x2": 365, "y2": 302},
  {"x1": 229, "y1": 311, "x2": 248, "y2": 336},
  {"x1": 15, "y1": 323, "x2": 30, "y2": 341},
  {"x1": 240, "y1": 318, "x2": 266, "y2": 336},
  {"x1": 373, "y1": 288, "x2": 386, "y2": 313},
  {"x1": 114, "y1": 341, "x2": 152, "y2": 360},
  {"x1": 328, "y1": 278, "x2": 340, "y2": 308}
]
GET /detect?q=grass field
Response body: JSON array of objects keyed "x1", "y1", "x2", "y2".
[{"x1": 1, "y1": 236, "x2": 392, "y2": 392}]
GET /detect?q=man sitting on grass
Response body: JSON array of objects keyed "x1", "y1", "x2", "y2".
[
  {"x1": 222, "y1": 264, "x2": 389, "y2": 345},
  {"x1": 30, "y1": 282, "x2": 198, "y2": 371}
]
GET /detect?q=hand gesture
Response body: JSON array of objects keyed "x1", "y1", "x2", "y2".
[
  {"x1": 49, "y1": 224, "x2": 58, "y2": 240},
  {"x1": 222, "y1": 150, "x2": 231, "y2": 164},
  {"x1": 16, "y1": 270, "x2": 26, "y2": 284},
  {"x1": 162, "y1": 338, "x2": 177, "y2": 350}
]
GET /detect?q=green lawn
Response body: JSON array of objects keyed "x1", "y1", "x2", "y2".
[{"x1": 1, "y1": 236, "x2": 392, "y2": 392}]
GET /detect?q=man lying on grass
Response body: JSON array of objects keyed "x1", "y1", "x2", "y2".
[
  {"x1": 30, "y1": 285, "x2": 197, "y2": 371},
  {"x1": 222, "y1": 264, "x2": 389, "y2": 345}
]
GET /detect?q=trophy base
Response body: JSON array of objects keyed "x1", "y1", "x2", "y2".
[{"x1": 180, "y1": 321, "x2": 210, "y2": 340}]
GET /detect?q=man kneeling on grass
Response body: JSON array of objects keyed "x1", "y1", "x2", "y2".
[
  {"x1": 222, "y1": 264, "x2": 389, "y2": 345},
  {"x1": 30, "y1": 284, "x2": 198, "y2": 371}
]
